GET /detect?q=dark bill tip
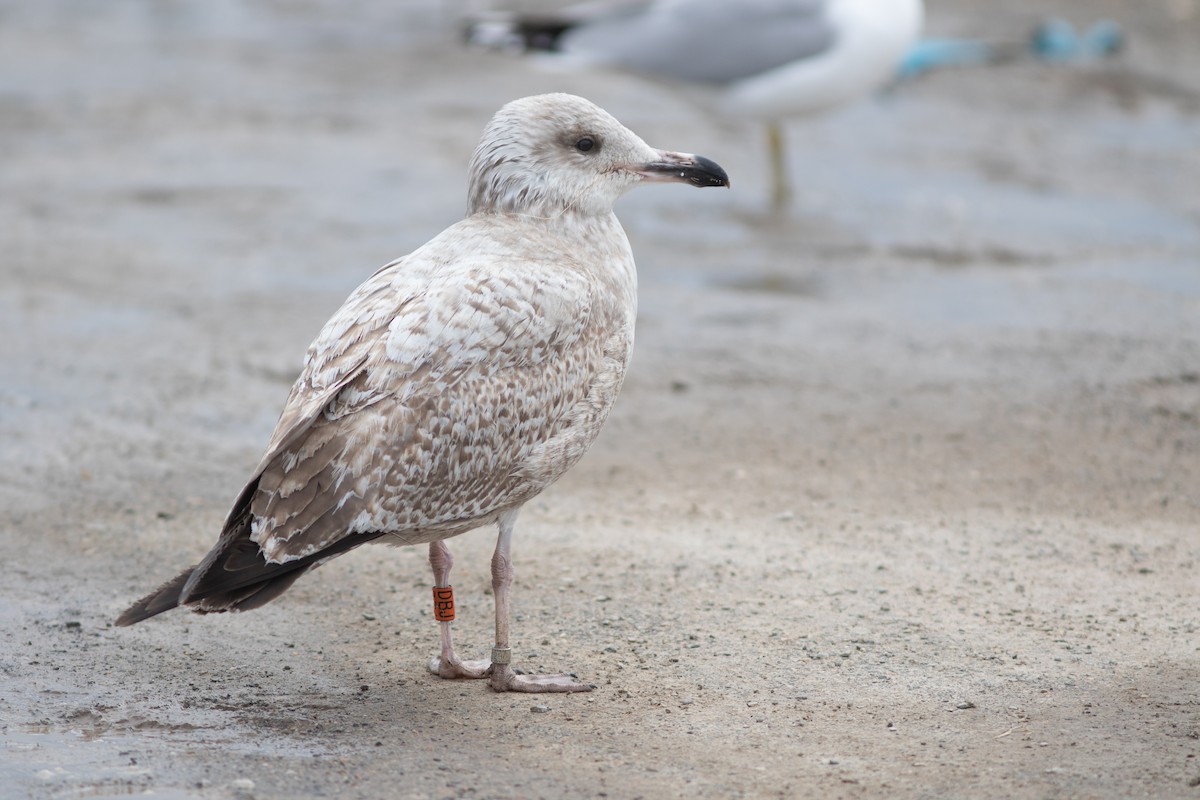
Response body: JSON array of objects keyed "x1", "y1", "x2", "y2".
[{"x1": 640, "y1": 152, "x2": 730, "y2": 188}]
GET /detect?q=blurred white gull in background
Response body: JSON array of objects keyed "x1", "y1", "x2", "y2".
[{"x1": 467, "y1": 0, "x2": 924, "y2": 210}]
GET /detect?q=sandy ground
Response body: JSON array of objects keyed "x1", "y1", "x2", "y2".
[{"x1": 2, "y1": 1, "x2": 1198, "y2": 798}]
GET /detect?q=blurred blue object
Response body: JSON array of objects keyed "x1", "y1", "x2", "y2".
[
  {"x1": 1031, "y1": 19, "x2": 1124, "y2": 61},
  {"x1": 899, "y1": 18, "x2": 1124, "y2": 79},
  {"x1": 898, "y1": 39, "x2": 1000, "y2": 78}
]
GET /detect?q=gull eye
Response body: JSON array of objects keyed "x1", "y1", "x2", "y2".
[{"x1": 575, "y1": 136, "x2": 596, "y2": 153}]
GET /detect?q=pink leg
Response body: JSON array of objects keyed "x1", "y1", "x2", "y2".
[
  {"x1": 488, "y1": 509, "x2": 594, "y2": 693},
  {"x1": 427, "y1": 539, "x2": 489, "y2": 680}
]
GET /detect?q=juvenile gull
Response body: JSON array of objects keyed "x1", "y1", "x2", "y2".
[
  {"x1": 467, "y1": 0, "x2": 923, "y2": 209},
  {"x1": 116, "y1": 93, "x2": 727, "y2": 693}
]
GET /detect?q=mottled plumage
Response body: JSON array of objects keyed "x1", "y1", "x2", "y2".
[{"x1": 117, "y1": 93, "x2": 728, "y2": 693}]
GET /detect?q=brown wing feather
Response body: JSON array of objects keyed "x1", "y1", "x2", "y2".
[
  {"x1": 246, "y1": 262, "x2": 610, "y2": 564},
  {"x1": 115, "y1": 476, "x2": 387, "y2": 626},
  {"x1": 117, "y1": 215, "x2": 634, "y2": 625}
]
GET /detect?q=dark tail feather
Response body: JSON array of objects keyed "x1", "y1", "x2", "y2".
[
  {"x1": 201, "y1": 569, "x2": 308, "y2": 613},
  {"x1": 114, "y1": 534, "x2": 381, "y2": 628},
  {"x1": 115, "y1": 568, "x2": 196, "y2": 626},
  {"x1": 114, "y1": 558, "x2": 318, "y2": 626},
  {"x1": 115, "y1": 530, "x2": 386, "y2": 626},
  {"x1": 117, "y1": 475, "x2": 388, "y2": 626},
  {"x1": 463, "y1": 15, "x2": 577, "y2": 53},
  {"x1": 114, "y1": 554, "x2": 315, "y2": 627}
]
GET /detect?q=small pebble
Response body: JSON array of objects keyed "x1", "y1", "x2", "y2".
[
  {"x1": 956, "y1": 701, "x2": 976, "y2": 710},
  {"x1": 531, "y1": 705, "x2": 551, "y2": 714},
  {"x1": 230, "y1": 778, "x2": 255, "y2": 790}
]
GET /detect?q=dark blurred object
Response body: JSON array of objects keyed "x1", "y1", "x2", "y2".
[{"x1": 464, "y1": 0, "x2": 924, "y2": 212}]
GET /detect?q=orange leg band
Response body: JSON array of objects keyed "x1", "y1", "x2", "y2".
[{"x1": 432, "y1": 586, "x2": 456, "y2": 622}]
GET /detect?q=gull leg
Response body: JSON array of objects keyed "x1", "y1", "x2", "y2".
[
  {"x1": 427, "y1": 539, "x2": 489, "y2": 680},
  {"x1": 767, "y1": 120, "x2": 792, "y2": 212},
  {"x1": 488, "y1": 508, "x2": 594, "y2": 693}
]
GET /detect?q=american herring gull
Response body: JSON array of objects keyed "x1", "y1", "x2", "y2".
[{"x1": 116, "y1": 93, "x2": 729, "y2": 694}]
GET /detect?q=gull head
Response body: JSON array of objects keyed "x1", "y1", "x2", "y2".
[{"x1": 467, "y1": 93, "x2": 728, "y2": 219}]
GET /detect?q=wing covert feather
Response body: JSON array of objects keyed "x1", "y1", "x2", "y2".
[{"x1": 241, "y1": 226, "x2": 632, "y2": 564}]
